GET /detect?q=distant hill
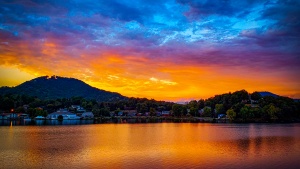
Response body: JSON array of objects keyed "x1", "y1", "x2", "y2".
[
  {"x1": 258, "y1": 91, "x2": 279, "y2": 98},
  {"x1": 0, "y1": 76, "x2": 125, "y2": 101}
]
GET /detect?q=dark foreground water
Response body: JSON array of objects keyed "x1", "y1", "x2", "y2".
[{"x1": 0, "y1": 123, "x2": 299, "y2": 169}]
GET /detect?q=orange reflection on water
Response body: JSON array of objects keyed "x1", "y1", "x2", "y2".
[{"x1": 0, "y1": 124, "x2": 299, "y2": 168}]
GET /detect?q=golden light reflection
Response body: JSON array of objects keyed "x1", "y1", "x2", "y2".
[{"x1": 0, "y1": 124, "x2": 299, "y2": 168}]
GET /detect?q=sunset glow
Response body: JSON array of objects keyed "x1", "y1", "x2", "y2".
[{"x1": 0, "y1": 0, "x2": 299, "y2": 101}]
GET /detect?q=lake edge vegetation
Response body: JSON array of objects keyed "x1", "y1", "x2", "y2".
[{"x1": 1, "y1": 89, "x2": 299, "y2": 123}]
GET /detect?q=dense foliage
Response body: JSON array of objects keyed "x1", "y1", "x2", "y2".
[
  {"x1": 171, "y1": 90, "x2": 300, "y2": 122},
  {"x1": 0, "y1": 87, "x2": 299, "y2": 122}
]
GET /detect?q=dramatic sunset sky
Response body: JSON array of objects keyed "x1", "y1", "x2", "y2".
[{"x1": 0, "y1": 0, "x2": 299, "y2": 101}]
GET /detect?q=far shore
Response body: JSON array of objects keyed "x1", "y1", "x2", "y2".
[{"x1": 2, "y1": 116, "x2": 300, "y2": 124}]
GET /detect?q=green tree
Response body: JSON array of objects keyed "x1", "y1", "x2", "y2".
[
  {"x1": 202, "y1": 106, "x2": 212, "y2": 117},
  {"x1": 33, "y1": 108, "x2": 47, "y2": 117},
  {"x1": 57, "y1": 115, "x2": 63, "y2": 121},
  {"x1": 172, "y1": 104, "x2": 181, "y2": 117},
  {"x1": 136, "y1": 103, "x2": 148, "y2": 114},
  {"x1": 86, "y1": 101, "x2": 94, "y2": 111},
  {"x1": 250, "y1": 92, "x2": 261, "y2": 101},
  {"x1": 240, "y1": 106, "x2": 254, "y2": 122},
  {"x1": 263, "y1": 103, "x2": 280, "y2": 121},
  {"x1": 215, "y1": 104, "x2": 225, "y2": 114},
  {"x1": 187, "y1": 100, "x2": 199, "y2": 116},
  {"x1": 226, "y1": 108, "x2": 236, "y2": 122},
  {"x1": 92, "y1": 108, "x2": 100, "y2": 117},
  {"x1": 15, "y1": 106, "x2": 25, "y2": 113},
  {"x1": 1, "y1": 97, "x2": 14, "y2": 111},
  {"x1": 114, "y1": 108, "x2": 121, "y2": 116},
  {"x1": 172, "y1": 104, "x2": 186, "y2": 117},
  {"x1": 198, "y1": 99, "x2": 205, "y2": 109},
  {"x1": 181, "y1": 106, "x2": 188, "y2": 116},
  {"x1": 149, "y1": 107, "x2": 156, "y2": 116},
  {"x1": 189, "y1": 107, "x2": 198, "y2": 117},
  {"x1": 232, "y1": 102, "x2": 245, "y2": 118},
  {"x1": 99, "y1": 108, "x2": 110, "y2": 117},
  {"x1": 251, "y1": 107, "x2": 262, "y2": 118}
]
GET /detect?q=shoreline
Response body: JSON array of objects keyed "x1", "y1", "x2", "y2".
[{"x1": 1, "y1": 116, "x2": 299, "y2": 126}]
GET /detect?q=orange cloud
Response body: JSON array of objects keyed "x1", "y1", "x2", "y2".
[{"x1": 0, "y1": 39, "x2": 299, "y2": 101}]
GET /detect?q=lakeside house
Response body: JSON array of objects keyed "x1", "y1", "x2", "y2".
[
  {"x1": 0, "y1": 113, "x2": 24, "y2": 120},
  {"x1": 47, "y1": 109, "x2": 80, "y2": 120},
  {"x1": 81, "y1": 112, "x2": 94, "y2": 119},
  {"x1": 70, "y1": 105, "x2": 85, "y2": 112},
  {"x1": 123, "y1": 110, "x2": 137, "y2": 116},
  {"x1": 19, "y1": 114, "x2": 30, "y2": 119},
  {"x1": 218, "y1": 114, "x2": 226, "y2": 119},
  {"x1": 0, "y1": 113, "x2": 9, "y2": 120},
  {"x1": 161, "y1": 111, "x2": 171, "y2": 116},
  {"x1": 35, "y1": 116, "x2": 45, "y2": 119}
]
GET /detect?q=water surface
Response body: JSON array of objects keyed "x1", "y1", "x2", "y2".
[{"x1": 0, "y1": 123, "x2": 299, "y2": 168}]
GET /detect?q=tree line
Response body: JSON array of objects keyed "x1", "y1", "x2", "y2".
[
  {"x1": 1, "y1": 89, "x2": 299, "y2": 122},
  {"x1": 171, "y1": 90, "x2": 300, "y2": 122}
]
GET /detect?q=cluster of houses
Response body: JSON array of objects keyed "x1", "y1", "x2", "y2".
[
  {"x1": 0, "y1": 113, "x2": 30, "y2": 120},
  {"x1": 0, "y1": 105, "x2": 94, "y2": 120},
  {"x1": 1, "y1": 104, "x2": 176, "y2": 120}
]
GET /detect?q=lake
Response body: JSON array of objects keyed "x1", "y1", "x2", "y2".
[{"x1": 0, "y1": 123, "x2": 299, "y2": 169}]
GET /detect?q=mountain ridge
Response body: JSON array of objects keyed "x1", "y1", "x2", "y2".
[{"x1": 0, "y1": 75, "x2": 125, "y2": 101}]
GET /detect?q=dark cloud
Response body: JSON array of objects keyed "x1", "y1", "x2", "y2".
[
  {"x1": 0, "y1": 0, "x2": 299, "y2": 72},
  {"x1": 237, "y1": 0, "x2": 300, "y2": 51},
  {"x1": 176, "y1": 0, "x2": 263, "y2": 19}
]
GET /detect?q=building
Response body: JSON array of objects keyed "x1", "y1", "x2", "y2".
[
  {"x1": 218, "y1": 114, "x2": 226, "y2": 119},
  {"x1": 81, "y1": 112, "x2": 94, "y2": 119},
  {"x1": 156, "y1": 112, "x2": 162, "y2": 116},
  {"x1": 161, "y1": 111, "x2": 171, "y2": 116},
  {"x1": 47, "y1": 109, "x2": 81, "y2": 120},
  {"x1": 19, "y1": 114, "x2": 30, "y2": 119},
  {"x1": 123, "y1": 110, "x2": 137, "y2": 117},
  {"x1": 0, "y1": 113, "x2": 9, "y2": 120},
  {"x1": 70, "y1": 105, "x2": 86, "y2": 113}
]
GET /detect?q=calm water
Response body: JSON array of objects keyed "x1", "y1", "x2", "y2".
[{"x1": 0, "y1": 123, "x2": 299, "y2": 169}]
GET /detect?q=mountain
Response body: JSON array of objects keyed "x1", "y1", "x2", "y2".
[
  {"x1": 0, "y1": 76, "x2": 125, "y2": 101},
  {"x1": 258, "y1": 91, "x2": 279, "y2": 98}
]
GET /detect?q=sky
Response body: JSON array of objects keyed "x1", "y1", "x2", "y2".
[{"x1": 0, "y1": 0, "x2": 300, "y2": 101}]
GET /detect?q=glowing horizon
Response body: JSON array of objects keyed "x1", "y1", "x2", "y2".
[{"x1": 0, "y1": 0, "x2": 299, "y2": 101}]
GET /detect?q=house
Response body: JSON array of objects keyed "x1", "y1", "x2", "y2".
[
  {"x1": 81, "y1": 112, "x2": 94, "y2": 119},
  {"x1": 218, "y1": 114, "x2": 226, "y2": 119},
  {"x1": 161, "y1": 111, "x2": 171, "y2": 116},
  {"x1": 0, "y1": 113, "x2": 29, "y2": 120},
  {"x1": 156, "y1": 112, "x2": 162, "y2": 116},
  {"x1": 71, "y1": 105, "x2": 81, "y2": 109},
  {"x1": 19, "y1": 114, "x2": 30, "y2": 119},
  {"x1": 123, "y1": 110, "x2": 137, "y2": 117},
  {"x1": 47, "y1": 109, "x2": 80, "y2": 120},
  {"x1": 77, "y1": 107, "x2": 86, "y2": 113},
  {"x1": 0, "y1": 113, "x2": 9, "y2": 120},
  {"x1": 23, "y1": 105, "x2": 29, "y2": 110},
  {"x1": 198, "y1": 109, "x2": 204, "y2": 115},
  {"x1": 6, "y1": 113, "x2": 19, "y2": 119},
  {"x1": 109, "y1": 111, "x2": 115, "y2": 117},
  {"x1": 70, "y1": 105, "x2": 86, "y2": 113},
  {"x1": 118, "y1": 111, "x2": 123, "y2": 116}
]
